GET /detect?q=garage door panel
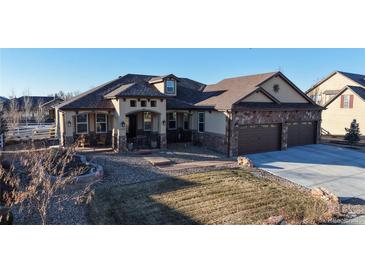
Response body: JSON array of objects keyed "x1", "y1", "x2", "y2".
[
  {"x1": 238, "y1": 124, "x2": 281, "y2": 155},
  {"x1": 288, "y1": 121, "x2": 316, "y2": 147}
]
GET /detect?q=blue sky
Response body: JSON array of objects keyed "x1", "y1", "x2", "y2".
[{"x1": 1, "y1": 48, "x2": 364, "y2": 97}]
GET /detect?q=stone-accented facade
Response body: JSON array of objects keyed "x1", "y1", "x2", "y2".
[
  {"x1": 229, "y1": 109, "x2": 322, "y2": 157},
  {"x1": 192, "y1": 131, "x2": 227, "y2": 155}
]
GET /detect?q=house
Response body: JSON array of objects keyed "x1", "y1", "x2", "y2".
[
  {"x1": 306, "y1": 71, "x2": 365, "y2": 135},
  {"x1": 55, "y1": 71, "x2": 322, "y2": 156}
]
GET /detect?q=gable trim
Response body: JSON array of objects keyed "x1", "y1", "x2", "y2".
[
  {"x1": 324, "y1": 86, "x2": 365, "y2": 107},
  {"x1": 235, "y1": 87, "x2": 281, "y2": 105},
  {"x1": 259, "y1": 72, "x2": 317, "y2": 105}
]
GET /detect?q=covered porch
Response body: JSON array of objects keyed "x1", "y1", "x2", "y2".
[
  {"x1": 166, "y1": 110, "x2": 194, "y2": 143},
  {"x1": 59, "y1": 110, "x2": 114, "y2": 147},
  {"x1": 125, "y1": 110, "x2": 162, "y2": 149}
]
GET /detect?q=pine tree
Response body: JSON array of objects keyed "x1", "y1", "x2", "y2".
[{"x1": 344, "y1": 119, "x2": 361, "y2": 145}]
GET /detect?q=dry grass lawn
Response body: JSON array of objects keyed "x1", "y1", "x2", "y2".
[{"x1": 88, "y1": 169, "x2": 330, "y2": 224}]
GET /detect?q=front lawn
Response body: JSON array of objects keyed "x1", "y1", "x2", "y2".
[{"x1": 88, "y1": 169, "x2": 330, "y2": 224}]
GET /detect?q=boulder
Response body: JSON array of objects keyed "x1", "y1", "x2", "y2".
[
  {"x1": 237, "y1": 156, "x2": 253, "y2": 168},
  {"x1": 264, "y1": 215, "x2": 286, "y2": 225},
  {"x1": 311, "y1": 187, "x2": 341, "y2": 217}
]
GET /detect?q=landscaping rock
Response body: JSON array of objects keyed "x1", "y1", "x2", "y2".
[
  {"x1": 264, "y1": 215, "x2": 286, "y2": 225},
  {"x1": 311, "y1": 187, "x2": 341, "y2": 217},
  {"x1": 237, "y1": 156, "x2": 253, "y2": 168}
]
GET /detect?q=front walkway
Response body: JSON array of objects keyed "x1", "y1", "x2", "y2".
[{"x1": 85, "y1": 144, "x2": 237, "y2": 186}]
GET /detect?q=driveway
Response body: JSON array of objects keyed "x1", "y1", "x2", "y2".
[{"x1": 247, "y1": 144, "x2": 365, "y2": 201}]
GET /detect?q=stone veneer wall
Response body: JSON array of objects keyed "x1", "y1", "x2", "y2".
[
  {"x1": 192, "y1": 131, "x2": 227, "y2": 155},
  {"x1": 229, "y1": 109, "x2": 322, "y2": 157}
]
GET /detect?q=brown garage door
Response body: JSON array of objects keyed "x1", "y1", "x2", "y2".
[
  {"x1": 238, "y1": 124, "x2": 281, "y2": 155},
  {"x1": 287, "y1": 121, "x2": 316, "y2": 147}
]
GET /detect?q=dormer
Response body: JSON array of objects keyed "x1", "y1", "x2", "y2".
[{"x1": 149, "y1": 74, "x2": 178, "y2": 96}]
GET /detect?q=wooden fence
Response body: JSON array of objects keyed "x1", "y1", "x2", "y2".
[{"x1": 4, "y1": 123, "x2": 57, "y2": 143}]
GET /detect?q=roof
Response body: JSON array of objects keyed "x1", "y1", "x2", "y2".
[
  {"x1": 148, "y1": 74, "x2": 179, "y2": 84},
  {"x1": 323, "y1": 89, "x2": 341, "y2": 95},
  {"x1": 40, "y1": 97, "x2": 64, "y2": 109},
  {"x1": 58, "y1": 71, "x2": 318, "y2": 112},
  {"x1": 307, "y1": 71, "x2": 365, "y2": 94},
  {"x1": 324, "y1": 85, "x2": 365, "y2": 107},
  {"x1": 104, "y1": 82, "x2": 166, "y2": 98},
  {"x1": 0, "y1": 96, "x2": 9, "y2": 103}
]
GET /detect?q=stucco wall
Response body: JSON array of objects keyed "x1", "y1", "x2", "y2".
[
  {"x1": 241, "y1": 91, "x2": 273, "y2": 102},
  {"x1": 322, "y1": 89, "x2": 365, "y2": 135},
  {"x1": 260, "y1": 76, "x2": 308, "y2": 103},
  {"x1": 190, "y1": 110, "x2": 227, "y2": 135},
  {"x1": 307, "y1": 72, "x2": 361, "y2": 106},
  {"x1": 117, "y1": 98, "x2": 166, "y2": 135}
]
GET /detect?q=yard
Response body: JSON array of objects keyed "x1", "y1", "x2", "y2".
[{"x1": 88, "y1": 168, "x2": 330, "y2": 225}]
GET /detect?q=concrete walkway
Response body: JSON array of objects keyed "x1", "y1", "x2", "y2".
[{"x1": 247, "y1": 144, "x2": 365, "y2": 201}]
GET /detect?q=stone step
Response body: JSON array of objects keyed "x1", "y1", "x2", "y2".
[{"x1": 144, "y1": 156, "x2": 172, "y2": 166}]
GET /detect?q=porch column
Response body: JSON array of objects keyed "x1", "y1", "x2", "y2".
[
  {"x1": 159, "y1": 111, "x2": 167, "y2": 149},
  {"x1": 117, "y1": 128, "x2": 127, "y2": 152}
]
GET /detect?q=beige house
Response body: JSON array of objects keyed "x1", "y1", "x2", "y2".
[
  {"x1": 56, "y1": 72, "x2": 322, "y2": 156},
  {"x1": 307, "y1": 71, "x2": 365, "y2": 135}
]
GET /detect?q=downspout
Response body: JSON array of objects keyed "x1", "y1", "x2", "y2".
[{"x1": 227, "y1": 110, "x2": 232, "y2": 157}]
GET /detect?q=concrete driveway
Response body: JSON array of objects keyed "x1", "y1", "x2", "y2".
[{"x1": 247, "y1": 144, "x2": 365, "y2": 201}]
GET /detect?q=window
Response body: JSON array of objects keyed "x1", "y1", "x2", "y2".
[
  {"x1": 198, "y1": 112, "x2": 205, "y2": 132},
  {"x1": 342, "y1": 94, "x2": 352, "y2": 108},
  {"x1": 130, "y1": 100, "x2": 136, "y2": 107},
  {"x1": 151, "y1": 100, "x2": 157, "y2": 107},
  {"x1": 141, "y1": 100, "x2": 147, "y2": 107},
  {"x1": 168, "y1": 112, "x2": 177, "y2": 130},
  {"x1": 76, "y1": 113, "x2": 88, "y2": 134},
  {"x1": 96, "y1": 113, "x2": 107, "y2": 133},
  {"x1": 144, "y1": 112, "x2": 152, "y2": 131},
  {"x1": 183, "y1": 113, "x2": 189, "y2": 130},
  {"x1": 166, "y1": 80, "x2": 176, "y2": 95}
]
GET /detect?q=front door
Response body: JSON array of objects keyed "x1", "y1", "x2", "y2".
[{"x1": 128, "y1": 114, "x2": 137, "y2": 138}]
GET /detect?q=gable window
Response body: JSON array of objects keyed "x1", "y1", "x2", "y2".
[
  {"x1": 141, "y1": 100, "x2": 147, "y2": 107},
  {"x1": 96, "y1": 113, "x2": 107, "y2": 133},
  {"x1": 76, "y1": 113, "x2": 88, "y2": 134},
  {"x1": 151, "y1": 100, "x2": 157, "y2": 107},
  {"x1": 198, "y1": 112, "x2": 205, "y2": 133},
  {"x1": 166, "y1": 80, "x2": 176, "y2": 95},
  {"x1": 341, "y1": 94, "x2": 353, "y2": 109},
  {"x1": 144, "y1": 112, "x2": 152, "y2": 131},
  {"x1": 130, "y1": 100, "x2": 136, "y2": 107},
  {"x1": 183, "y1": 113, "x2": 189, "y2": 130},
  {"x1": 168, "y1": 112, "x2": 177, "y2": 130}
]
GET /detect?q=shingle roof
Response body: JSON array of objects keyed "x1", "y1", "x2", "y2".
[
  {"x1": 104, "y1": 82, "x2": 166, "y2": 98},
  {"x1": 196, "y1": 72, "x2": 278, "y2": 109},
  {"x1": 234, "y1": 102, "x2": 323, "y2": 111}
]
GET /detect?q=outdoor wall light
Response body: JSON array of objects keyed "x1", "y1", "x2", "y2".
[
  {"x1": 67, "y1": 121, "x2": 72, "y2": 127},
  {"x1": 234, "y1": 121, "x2": 239, "y2": 128},
  {"x1": 121, "y1": 121, "x2": 126, "y2": 128},
  {"x1": 162, "y1": 120, "x2": 166, "y2": 126}
]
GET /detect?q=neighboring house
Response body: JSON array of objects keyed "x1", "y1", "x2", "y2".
[
  {"x1": 2, "y1": 96, "x2": 57, "y2": 122},
  {"x1": 0, "y1": 96, "x2": 9, "y2": 110},
  {"x1": 307, "y1": 71, "x2": 365, "y2": 135},
  {"x1": 40, "y1": 97, "x2": 64, "y2": 121},
  {"x1": 56, "y1": 72, "x2": 322, "y2": 156}
]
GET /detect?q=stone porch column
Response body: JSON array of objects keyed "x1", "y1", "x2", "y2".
[
  {"x1": 159, "y1": 111, "x2": 167, "y2": 149},
  {"x1": 117, "y1": 128, "x2": 127, "y2": 152}
]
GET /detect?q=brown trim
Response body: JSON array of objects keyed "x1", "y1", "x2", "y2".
[
  {"x1": 235, "y1": 87, "x2": 281, "y2": 105},
  {"x1": 340, "y1": 95, "x2": 344, "y2": 108}
]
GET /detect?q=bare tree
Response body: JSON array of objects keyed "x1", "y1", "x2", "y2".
[
  {"x1": 23, "y1": 90, "x2": 32, "y2": 125},
  {"x1": 35, "y1": 99, "x2": 46, "y2": 124},
  {"x1": 1, "y1": 143, "x2": 93, "y2": 224},
  {"x1": 6, "y1": 91, "x2": 21, "y2": 129}
]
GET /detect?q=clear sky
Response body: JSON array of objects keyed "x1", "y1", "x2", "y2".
[{"x1": 1, "y1": 48, "x2": 364, "y2": 97}]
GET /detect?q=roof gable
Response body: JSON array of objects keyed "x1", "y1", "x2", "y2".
[{"x1": 324, "y1": 85, "x2": 365, "y2": 107}]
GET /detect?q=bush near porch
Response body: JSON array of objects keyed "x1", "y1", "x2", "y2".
[{"x1": 88, "y1": 169, "x2": 331, "y2": 225}]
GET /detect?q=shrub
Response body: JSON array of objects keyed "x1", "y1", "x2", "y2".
[{"x1": 344, "y1": 119, "x2": 361, "y2": 145}]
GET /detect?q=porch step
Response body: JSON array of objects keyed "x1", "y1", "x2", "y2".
[{"x1": 144, "y1": 156, "x2": 172, "y2": 167}]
